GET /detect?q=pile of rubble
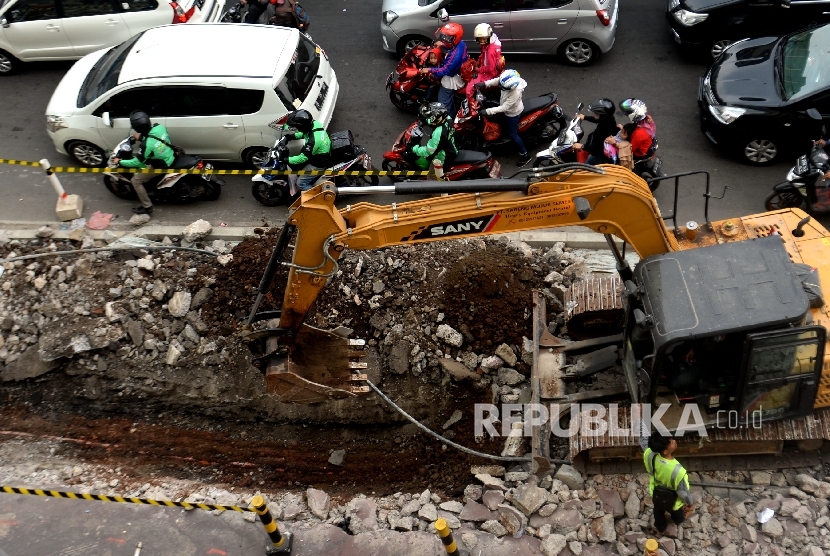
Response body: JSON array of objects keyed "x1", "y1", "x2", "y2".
[{"x1": 1, "y1": 437, "x2": 827, "y2": 556}]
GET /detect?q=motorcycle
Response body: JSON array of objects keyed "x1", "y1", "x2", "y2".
[
  {"x1": 251, "y1": 130, "x2": 377, "y2": 206},
  {"x1": 633, "y1": 139, "x2": 664, "y2": 188},
  {"x1": 454, "y1": 89, "x2": 565, "y2": 152},
  {"x1": 220, "y1": 2, "x2": 242, "y2": 22},
  {"x1": 765, "y1": 141, "x2": 830, "y2": 212},
  {"x1": 533, "y1": 103, "x2": 585, "y2": 167},
  {"x1": 381, "y1": 120, "x2": 501, "y2": 181},
  {"x1": 385, "y1": 45, "x2": 467, "y2": 112},
  {"x1": 103, "y1": 137, "x2": 224, "y2": 203}
]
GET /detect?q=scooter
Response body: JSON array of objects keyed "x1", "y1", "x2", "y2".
[
  {"x1": 454, "y1": 88, "x2": 566, "y2": 152},
  {"x1": 633, "y1": 140, "x2": 664, "y2": 187},
  {"x1": 381, "y1": 121, "x2": 501, "y2": 181},
  {"x1": 765, "y1": 141, "x2": 830, "y2": 212},
  {"x1": 385, "y1": 45, "x2": 467, "y2": 112},
  {"x1": 533, "y1": 103, "x2": 585, "y2": 168},
  {"x1": 103, "y1": 137, "x2": 224, "y2": 203},
  {"x1": 251, "y1": 130, "x2": 376, "y2": 206},
  {"x1": 220, "y1": 2, "x2": 242, "y2": 22}
]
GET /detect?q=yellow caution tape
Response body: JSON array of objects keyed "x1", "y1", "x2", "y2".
[
  {"x1": 1, "y1": 484, "x2": 249, "y2": 513},
  {"x1": 0, "y1": 158, "x2": 428, "y2": 176}
]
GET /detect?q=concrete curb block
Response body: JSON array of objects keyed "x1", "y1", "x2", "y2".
[{"x1": 0, "y1": 223, "x2": 646, "y2": 251}]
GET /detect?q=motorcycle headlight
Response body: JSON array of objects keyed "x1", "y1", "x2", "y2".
[
  {"x1": 382, "y1": 10, "x2": 398, "y2": 26},
  {"x1": 672, "y1": 8, "x2": 708, "y2": 26},
  {"x1": 708, "y1": 105, "x2": 745, "y2": 125}
]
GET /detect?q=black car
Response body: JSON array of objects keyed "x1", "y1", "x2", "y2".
[
  {"x1": 667, "y1": 0, "x2": 830, "y2": 60},
  {"x1": 698, "y1": 23, "x2": 830, "y2": 165}
]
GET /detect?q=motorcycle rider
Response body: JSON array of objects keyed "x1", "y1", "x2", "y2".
[
  {"x1": 815, "y1": 138, "x2": 830, "y2": 179},
  {"x1": 282, "y1": 109, "x2": 332, "y2": 192},
  {"x1": 476, "y1": 69, "x2": 530, "y2": 167},
  {"x1": 574, "y1": 99, "x2": 617, "y2": 165},
  {"x1": 464, "y1": 23, "x2": 503, "y2": 105},
  {"x1": 618, "y1": 98, "x2": 657, "y2": 162},
  {"x1": 111, "y1": 110, "x2": 175, "y2": 215},
  {"x1": 419, "y1": 22, "x2": 468, "y2": 117},
  {"x1": 239, "y1": 0, "x2": 268, "y2": 23},
  {"x1": 410, "y1": 102, "x2": 458, "y2": 171}
]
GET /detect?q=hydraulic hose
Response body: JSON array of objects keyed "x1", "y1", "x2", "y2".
[{"x1": 366, "y1": 379, "x2": 569, "y2": 465}]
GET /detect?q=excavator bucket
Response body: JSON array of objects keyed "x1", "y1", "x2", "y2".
[{"x1": 248, "y1": 324, "x2": 369, "y2": 404}]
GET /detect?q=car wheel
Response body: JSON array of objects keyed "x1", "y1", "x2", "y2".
[
  {"x1": 560, "y1": 39, "x2": 598, "y2": 66},
  {"x1": 741, "y1": 138, "x2": 779, "y2": 165},
  {"x1": 0, "y1": 50, "x2": 20, "y2": 76},
  {"x1": 243, "y1": 147, "x2": 270, "y2": 169},
  {"x1": 710, "y1": 39, "x2": 733, "y2": 59},
  {"x1": 397, "y1": 35, "x2": 431, "y2": 56},
  {"x1": 67, "y1": 140, "x2": 106, "y2": 167},
  {"x1": 764, "y1": 189, "x2": 802, "y2": 211}
]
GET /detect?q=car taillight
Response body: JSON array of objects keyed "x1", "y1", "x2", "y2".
[
  {"x1": 596, "y1": 9, "x2": 610, "y2": 26},
  {"x1": 170, "y1": 2, "x2": 195, "y2": 23}
]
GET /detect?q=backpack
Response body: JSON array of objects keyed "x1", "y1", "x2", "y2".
[{"x1": 271, "y1": 0, "x2": 310, "y2": 30}]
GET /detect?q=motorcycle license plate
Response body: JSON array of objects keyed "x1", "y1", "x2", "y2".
[
  {"x1": 796, "y1": 156, "x2": 808, "y2": 175},
  {"x1": 489, "y1": 160, "x2": 501, "y2": 178}
]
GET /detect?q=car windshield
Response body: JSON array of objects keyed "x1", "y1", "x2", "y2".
[
  {"x1": 779, "y1": 25, "x2": 830, "y2": 101},
  {"x1": 274, "y1": 34, "x2": 320, "y2": 110},
  {"x1": 77, "y1": 33, "x2": 144, "y2": 108}
]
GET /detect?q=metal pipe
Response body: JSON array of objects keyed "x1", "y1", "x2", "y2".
[
  {"x1": 332, "y1": 185, "x2": 397, "y2": 195},
  {"x1": 246, "y1": 224, "x2": 294, "y2": 327},
  {"x1": 394, "y1": 179, "x2": 528, "y2": 195}
]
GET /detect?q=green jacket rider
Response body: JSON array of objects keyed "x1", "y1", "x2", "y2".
[
  {"x1": 411, "y1": 102, "x2": 458, "y2": 170},
  {"x1": 282, "y1": 110, "x2": 331, "y2": 191},
  {"x1": 119, "y1": 123, "x2": 175, "y2": 169}
]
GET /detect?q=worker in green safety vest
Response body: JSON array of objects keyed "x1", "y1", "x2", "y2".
[{"x1": 640, "y1": 430, "x2": 695, "y2": 534}]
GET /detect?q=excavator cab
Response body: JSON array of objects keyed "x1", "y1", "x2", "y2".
[{"x1": 620, "y1": 235, "x2": 826, "y2": 426}]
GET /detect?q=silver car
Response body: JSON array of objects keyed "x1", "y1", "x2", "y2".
[{"x1": 380, "y1": 0, "x2": 618, "y2": 66}]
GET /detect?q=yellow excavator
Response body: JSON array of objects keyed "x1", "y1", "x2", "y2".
[{"x1": 243, "y1": 163, "x2": 830, "y2": 461}]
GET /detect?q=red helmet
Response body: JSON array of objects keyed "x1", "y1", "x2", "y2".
[{"x1": 434, "y1": 22, "x2": 464, "y2": 47}]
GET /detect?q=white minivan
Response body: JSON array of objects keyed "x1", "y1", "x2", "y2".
[{"x1": 45, "y1": 23, "x2": 339, "y2": 167}]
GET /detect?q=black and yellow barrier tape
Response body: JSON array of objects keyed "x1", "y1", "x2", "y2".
[
  {"x1": 0, "y1": 158, "x2": 429, "y2": 177},
  {"x1": 1, "y1": 484, "x2": 249, "y2": 513}
]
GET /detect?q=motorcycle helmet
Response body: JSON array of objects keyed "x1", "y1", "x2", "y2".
[
  {"x1": 474, "y1": 23, "x2": 493, "y2": 41},
  {"x1": 129, "y1": 110, "x2": 152, "y2": 135},
  {"x1": 285, "y1": 109, "x2": 313, "y2": 132},
  {"x1": 419, "y1": 102, "x2": 448, "y2": 127},
  {"x1": 498, "y1": 69, "x2": 521, "y2": 90},
  {"x1": 620, "y1": 98, "x2": 647, "y2": 123},
  {"x1": 588, "y1": 98, "x2": 615, "y2": 117},
  {"x1": 434, "y1": 22, "x2": 464, "y2": 47}
]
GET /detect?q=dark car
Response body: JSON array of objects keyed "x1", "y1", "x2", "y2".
[
  {"x1": 667, "y1": 0, "x2": 830, "y2": 60},
  {"x1": 698, "y1": 23, "x2": 830, "y2": 165}
]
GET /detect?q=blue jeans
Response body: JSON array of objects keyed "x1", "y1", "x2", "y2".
[
  {"x1": 586, "y1": 154, "x2": 608, "y2": 165},
  {"x1": 438, "y1": 86, "x2": 458, "y2": 119},
  {"x1": 297, "y1": 164, "x2": 321, "y2": 191},
  {"x1": 505, "y1": 114, "x2": 527, "y2": 155}
]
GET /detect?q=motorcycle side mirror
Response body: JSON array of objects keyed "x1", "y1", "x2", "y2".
[
  {"x1": 101, "y1": 112, "x2": 113, "y2": 128},
  {"x1": 436, "y1": 8, "x2": 448, "y2": 22},
  {"x1": 576, "y1": 102, "x2": 584, "y2": 112},
  {"x1": 806, "y1": 108, "x2": 822, "y2": 121}
]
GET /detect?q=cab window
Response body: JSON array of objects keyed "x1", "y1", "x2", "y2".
[
  {"x1": 165, "y1": 87, "x2": 265, "y2": 117},
  {"x1": 511, "y1": 0, "x2": 572, "y2": 9},
  {"x1": 444, "y1": 0, "x2": 507, "y2": 16},
  {"x1": 61, "y1": 0, "x2": 116, "y2": 16},
  {"x1": 96, "y1": 86, "x2": 170, "y2": 119},
  {"x1": 6, "y1": 0, "x2": 59, "y2": 21}
]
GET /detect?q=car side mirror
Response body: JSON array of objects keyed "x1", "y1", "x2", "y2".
[
  {"x1": 436, "y1": 8, "x2": 448, "y2": 22},
  {"x1": 1, "y1": 18, "x2": 9, "y2": 28},
  {"x1": 807, "y1": 108, "x2": 822, "y2": 121},
  {"x1": 101, "y1": 112, "x2": 113, "y2": 127}
]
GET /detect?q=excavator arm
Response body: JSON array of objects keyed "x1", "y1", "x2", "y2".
[{"x1": 246, "y1": 165, "x2": 680, "y2": 403}]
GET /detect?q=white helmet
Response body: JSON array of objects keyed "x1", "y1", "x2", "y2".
[
  {"x1": 474, "y1": 23, "x2": 493, "y2": 40},
  {"x1": 498, "y1": 69, "x2": 521, "y2": 90}
]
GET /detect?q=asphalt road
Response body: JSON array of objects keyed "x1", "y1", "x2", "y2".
[{"x1": 0, "y1": 0, "x2": 824, "y2": 230}]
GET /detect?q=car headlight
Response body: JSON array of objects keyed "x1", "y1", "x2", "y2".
[
  {"x1": 46, "y1": 115, "x2": 67, "y2": 133},
  {"x1": 672, "y1": 8, "x2": 708, "y2": 26},
  {"x1": 382, "y1": 10, "x2": 398, "y2": 26},
  {"x1": 709, "y1": 105, "x2": 745, "y2": 125}
]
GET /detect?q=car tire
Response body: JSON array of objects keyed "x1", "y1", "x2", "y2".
[
  {"x1": 397, "y1": 35, "x2": 431, "y2": 56},
  {"x1": 560, "y1": 39, "x2": 598, "y2": 66},
  {"x1": 67, "y1": 140, "x2": 107, "y2": 167},
  {"x1": 740, "y1": 137, "x2": 779, "y2": 165},
  {"x1": 0, "y1": 50, "x2": 20, "y2": 76},
  {"x1": 710, "y1": 39, "x2": 733, "y2": 59},
  {"x1": 243, "y1": 146, "x2": 270, "y2": 169}
]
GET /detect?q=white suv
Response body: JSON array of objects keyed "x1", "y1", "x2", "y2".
[{"x1": 44, "y1": 23, "x2": 339, "y2": 167}]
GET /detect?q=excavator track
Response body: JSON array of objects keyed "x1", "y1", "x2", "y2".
[{"x1": 563, "y1": 275, "x2": 625, "y2": 339}]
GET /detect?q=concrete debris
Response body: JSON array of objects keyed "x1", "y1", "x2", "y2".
[
  {"x1": 328, "y1": 449, "x2": 345, "y2": 466},
  {"x1": 442, "y1": 409, "x2": 463, "y2": 430},
  {"x1": 129, "y1": 214, "x2": 151, "y2": 225},
  {"x1": 306, "y1": 488, "x2": 330, "y2": 520},
  {"x1": 182, "y1": 220, "x2": 212, "y2": 242},
  {"x1": 168, "y1": 291, "x2": 191, "y2": 318},
  {"x1": 35, "y1": 226, "x2": 54, "y2": 238},
  {"x1": 435, "y1": 324, "x2": 463, "y2": 347}
]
